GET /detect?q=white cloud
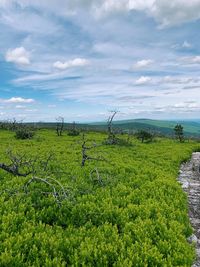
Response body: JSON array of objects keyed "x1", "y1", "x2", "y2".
[
  {"x1": 135, "y1": 76, "x2": 151, "y2": 85},
  {"x1": 133, "y1": 59, "x2": 154, "y2": 68},
  {"x1": 93, "y1": 42, "x2": 125, "y2": 56},
  {"x1": 2, "y1": 0, "x2": 200, "y2": 28},
  {"x1": 93, "y1": 0, "x2": 200, "y2": 27},
  {"x1": 5, "y1": 47, "x2": 30, "y2": 65},
  {"x1": 181, "y1": 56, "x2": 200, "y2": 64},
  {"x1": 14, "y1": 72, "x2": 72, "y2": 84},
  {"x1": 53, "y1": 58, "x2": 90, "y2": 70},
  {"x1": 172, "y1": 41, "x2": 192, "y2": 50},
  {"x1": 162, "y1": 76, "x2": 196, "y2": 84},
  {"x1": 146, "y1": 1, "x2": 200, "y2": 28},
  {"x1": 2, "y1": 97, "x2": 35, "y2": 103},
  {"x1": 15, "y1": 105, "x2": 26, "y2": 109},
  {"x1": 171, "y1": 102, "x2": 200, "y2": 110},
  {"x1": 117, "y1": 0, "x2": 200, "y2": 28},
  {"x1": 99, "y1": 0, "x2": 129, "y2": 14},
  {"x1": 182, "y1": 41, "x2": 192, "y2": 48},
  {"x1": 153, "y1": 100, "x2": 200, "y2": 114},
  {"x1": 25, "y1": 109, "x2": 38, "y2": 112}
]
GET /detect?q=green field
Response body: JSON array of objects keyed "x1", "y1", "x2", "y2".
[{"x1": 0, "y1": 129, "x2": 200, "y2": 266}]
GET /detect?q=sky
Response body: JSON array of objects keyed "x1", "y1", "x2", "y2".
[{"x1": 0, "y1": 0, "x2": 200, "y2": 122}]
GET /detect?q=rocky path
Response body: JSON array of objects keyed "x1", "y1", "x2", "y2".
[{"x1": 178, "y1": 152, "x2": 200, "y2": 267}]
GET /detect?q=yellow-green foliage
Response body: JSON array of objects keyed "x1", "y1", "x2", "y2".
[{"x1": 0, "y1": 129, "x2": 199, "y2": 266}]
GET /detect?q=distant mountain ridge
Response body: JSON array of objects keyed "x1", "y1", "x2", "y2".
[
  {"x1": 26, "y1": 119, "x2": 200, "y2": 137},
  {"x1": 89, "y1": 119, "x2": 200, "y2": 136}
]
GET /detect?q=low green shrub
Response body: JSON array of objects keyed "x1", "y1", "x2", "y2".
[
  {"x1": 67, "y1": 129, "x2": 80, "y2": 136},
  {"x1": 0, "y1": 130, "x2": 198, "y2": 266},
  {"x1": 135, "y1": 130, "x2": 154, "y2": 143},
  {"x1": 15, "y1": 127, "x2": 35, "y2": 140}
]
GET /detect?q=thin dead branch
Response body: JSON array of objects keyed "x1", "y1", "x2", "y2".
[
  {"x1": 56, "y1": 116, "x2": 64, "y2": 136},
  {"x1": 90, "y1": 168, "x2": 104, "y2": 186},
  {"x1": 0, "y1": 150, "x2": 54, "y2": 177},
  {"x1": 107, "y1": 111, "x2": 117, "y2": 136},
  {"x1": 23, "y1": 176, "x2": 67, "y2": 205},
  {"x1": 81, "y1": 134, "x2": 107, "y2": 167},
  {"x1": 105, "y1": 111, "x2": 119, "y2": 144}
]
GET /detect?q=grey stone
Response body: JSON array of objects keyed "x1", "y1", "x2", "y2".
[
  {"x1": 178, "y1": 152, "x2": 200, "y2": 267},
  {"x1": 188, "y1": 234, "x2": 198, "y2": 244}
]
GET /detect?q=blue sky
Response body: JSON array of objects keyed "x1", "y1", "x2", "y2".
[{"x1": 0, "y1": 0, "x2": 200, "y2": 122}]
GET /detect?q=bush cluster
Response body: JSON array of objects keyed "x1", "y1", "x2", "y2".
[
  {"x1": 15, "y1": 127, "x2": 35, "y2": 140},
  {"x1": 135, "y1": 130, "x2": 154, "y2": 143},
  {"x1": 67, "y1": 129, "x2": 80, "y2": 136}
]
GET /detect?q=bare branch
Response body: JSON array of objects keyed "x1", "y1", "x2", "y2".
[
  {"x1": 90, "y1": 168, "x2": 104, "y2": 186},
  {"x1": 0, "y1": 150, "x2": 54, "y2": 177},
  {"x1": 23, "y1": 176, "x2": 67, "y2": 205},
  {"x1": 105, "y1": 111, "x2": 119, "y2": 145},
  {"x1": 107, "y1": 111, "x2": 117, "y2": 136},
  {"x1": 81, "y1": 134, "x2": 107, "y2": 167},
  {"x1": 0, "y1": 162, "x2": 32, "y2": 177},
  {"x1": 56, "y1": 116, "x2": 64, "y2": 136}
]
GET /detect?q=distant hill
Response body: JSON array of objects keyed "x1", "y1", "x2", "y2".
[
  {"x1": 89, "y1": 119, "x2": 200, "y2": 137},
  {"x1": 26, "y1": 119, "x2": 200, "y2": 137}
]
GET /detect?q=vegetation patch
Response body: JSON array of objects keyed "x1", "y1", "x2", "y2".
[{"x1": 0, "y1": 129, "x2": 199, "y2": 266}]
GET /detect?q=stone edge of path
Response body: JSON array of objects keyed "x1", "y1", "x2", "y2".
[{"x1": 178, "y1": 152, "x2": 200, "y2": 267}]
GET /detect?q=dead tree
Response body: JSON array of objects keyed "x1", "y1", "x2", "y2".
[
  {"x1": 0, "y1": 150, "x2": 68, "y2": 205},
  {"x1": 106, "y1": 111, "x2": 118, "y2": 144},
  {"x1": 107, "y1": 111, "x2": 117, "y2": 136},
  {"x1": 11, "y1": 118, "x2": 17, "y2": 130},
  {"x1": 56, "y1": 116, "x2": 64, "y2": 136},
  {"x1": 0, "y1": 163, "x2": 31, "y2": 177},
  {"x1": 0, "y1": 118, "x2": 20, "y2": 131},
  {"x1": 0, "y1": 150, "x2": 54, "y2": 177},
  {"x1": 0, "y1": 150, "x2": 34, "y2": 177},
  {"x1": 81, "y1": 134, "x2": 106, "y2": 167}
]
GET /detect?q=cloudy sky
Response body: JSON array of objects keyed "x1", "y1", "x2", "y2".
[{"x1": 0, "y1": 0, "x2": 200, "y2": 122}]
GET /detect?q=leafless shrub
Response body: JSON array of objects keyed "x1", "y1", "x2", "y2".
[
  {"x1": 0, "y1": 149, "x2": 69, "y2": 205},
  {"x1": 56, "y1": 116, "x2": 64, "y2": 136},
  {"x1": 106, "y1": 111, "x2": 117, "y2": 144},
  {"x1": 68, "y1": 121, "x2": 80, "y2": 136},
  {"x1": 81, "y1": 134, "x2": 107, "y2": 167},
  {"x1": 0, "y1": 149, "x2": 54, "y2": 177}
]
